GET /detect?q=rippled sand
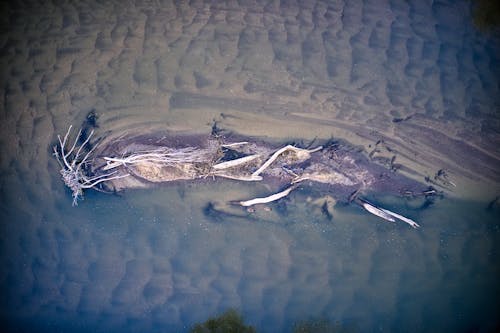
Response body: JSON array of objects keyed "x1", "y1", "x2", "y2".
[
  {"x1": 1, "y1": 0, "x2": 499, "y2": 198},
  {"x1": 1, "y1": 1, "x2": 499, "y2": 332}
]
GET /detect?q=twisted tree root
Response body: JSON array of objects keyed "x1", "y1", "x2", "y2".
[{"x1": 54, "y1": 126, "x2": 129, "y2": 205}]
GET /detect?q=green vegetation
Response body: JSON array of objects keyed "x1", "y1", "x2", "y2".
[
  {"x1": 190, "y1": 309, "x2": 256, "y2": 333},
  {"x1": 293, "y1": 318, "x2": 357, "y2": 333},
  {"x1": 473, "y1": 0, "x2": 500, "y2": 31},
  {"x1": 190, "y1": 310, "x2": 357, "y2": 333}
]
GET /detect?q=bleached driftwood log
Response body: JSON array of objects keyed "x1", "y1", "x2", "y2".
[
  {"x1": 251, "y1": 145, "x2": 323, "y2": 177},
  {"x1": 53, "y1": 126, "x2": 423, "y2": 229},
  {"x1": 212, "y1": 154, "x2": 260, "y2": 170},
  {"x1": 102, "y1": 147, "x2": 213, "y2": 171},
  {"x1": 358, "y1": 198, "x2": 420, "y2": 229},
  {"x1": 239, "y1": 185, "x2": 297, "y2": 207}
]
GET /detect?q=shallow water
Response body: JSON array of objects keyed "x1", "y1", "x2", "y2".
[
  {"x1": 1, "y1": 0, "x2": 499, "y2": 332},
  {"x1": 1, "y1": 180, "x2": 499, "y2": 332}
]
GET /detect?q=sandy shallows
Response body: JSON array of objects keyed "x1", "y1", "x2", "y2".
[{"x1": 1, "y1": 0, "x2": 499, "y2": 199}]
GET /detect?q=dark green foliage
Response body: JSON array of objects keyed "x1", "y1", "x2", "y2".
[
  {"x1": 473, "y1": 0, "x2": 500, "y2": 31},
  {"x1": 190, "y1": 309, "x2": 256, "y2": 333}
]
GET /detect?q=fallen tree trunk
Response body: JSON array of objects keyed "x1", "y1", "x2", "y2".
[{"x1": 54, "y1": 126, "x2": 439, "y2": 228}]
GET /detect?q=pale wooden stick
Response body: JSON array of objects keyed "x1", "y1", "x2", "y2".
[
  {"x1": 221, "y1": 141, "x2": 249, "y2": 148},
  {"x1": 252, "y1": 145, "x2": 322, "y2": 177},
  {"x1": 252, "y1": 145, "x2": 293, "y2": 177},
  {"x1": 359, "y1": 199, "x2": 420, "y2": 228},
  {"x1": 57, "y1": 125, "x2": 73, "y2": 169},
  {"x1": 214, "y1": 174, "x2": 263, "y2": 182},
  {"x1": 212, "y1": 154, "x2": 260, "y2": 170},
  {"x1": 81, "y1": 174, "x2": 130, "y2": 188},
  {"x1": 380, "y1": 208, "x2": 420, "y2": 229},
  {"x1": 360, "y1": 201, "x2": 396, "y2": 222},
  {"x1": 239, "y1": 185, "x2": 297, "y2": 207},
  {"x1": 291, "y1": 175, "x2": 310, "y2": 184},
  {"x1": 72, "y1": 129, "x2": 94, "y2": 167},
  {"x1": 65, "y1": 128, "x2": 82, "y2": 159}
]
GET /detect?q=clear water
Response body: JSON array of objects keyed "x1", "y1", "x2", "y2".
[
  {"x1": 1, "y1": 181, "x2": 499, "y2": 332},
  {"x1": 1, "y1": 1, "x2": 499, "y2": 332}
]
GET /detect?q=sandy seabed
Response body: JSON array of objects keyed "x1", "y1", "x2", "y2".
[{"x1": 0, "y1": 0, "x2": 499, "y2": 332}]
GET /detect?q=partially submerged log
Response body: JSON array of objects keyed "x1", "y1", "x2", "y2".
[
  {"x1": 238, "y1": 185, "x2": 298, "y2": 207},
  {"x1": 358, "y1": 198, "x2": 420, "y2": 229},
  {"x1": 54, "y1": 126, "x2": 436, "y2": 227}
]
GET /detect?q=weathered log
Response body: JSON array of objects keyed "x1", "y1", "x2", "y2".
[
  {"x1": 239, "y1": 185, "x2": 298, "y2": 207},
  {"x1": 54, "y1": 125, "x2": 436, "y2": 228}
]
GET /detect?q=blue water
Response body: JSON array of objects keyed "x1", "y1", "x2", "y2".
[
  {"x1": 1, "y1": 181, "x2": 499, "y2": 332},
  {"x1": 1, "y1": 0, "x2": 499, "y2": 332}
]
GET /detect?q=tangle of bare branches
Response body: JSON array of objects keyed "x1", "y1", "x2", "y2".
[{"x1": 53, "y1": 125, "x2": 129, "y2": 205}]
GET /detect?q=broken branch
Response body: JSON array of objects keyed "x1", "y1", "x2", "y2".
[{"x1": 239, "y1": 185, "x2": 297, "y2": 207}]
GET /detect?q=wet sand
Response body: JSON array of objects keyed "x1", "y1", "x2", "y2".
[{"x1": 1, "y1": 0, "x2": 499, "y2": 332}]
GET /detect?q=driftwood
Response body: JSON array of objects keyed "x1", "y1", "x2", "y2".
[
  {"x1": 53, "y1": 126, "x2": 129, "y2": 205},
  {"x1": 358, "y1": 198, "x2": 420, "y2": 229},
  {"x1": 239, "y1": 185, "x2": 298, "y2": 207},
  {"x1": 359, "y1": 200, "x2": 396, "y2": 223},
  {"x1": 252, "y1": 145, "x2": 323, "y2": 177},
  {"x1": 212, "y1": 154, "x2": 261, "y2": 170},
  {"x1": 53, "y1": 126, "x2": 430, "y2": 228},
  {"x1": 102, "y1": 147, "x2": 214, "y2": 171}
]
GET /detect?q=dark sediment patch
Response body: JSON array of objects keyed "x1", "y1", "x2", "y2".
[{"x1": 193, "y1": 71, "x2": 212, "y2": 89}]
